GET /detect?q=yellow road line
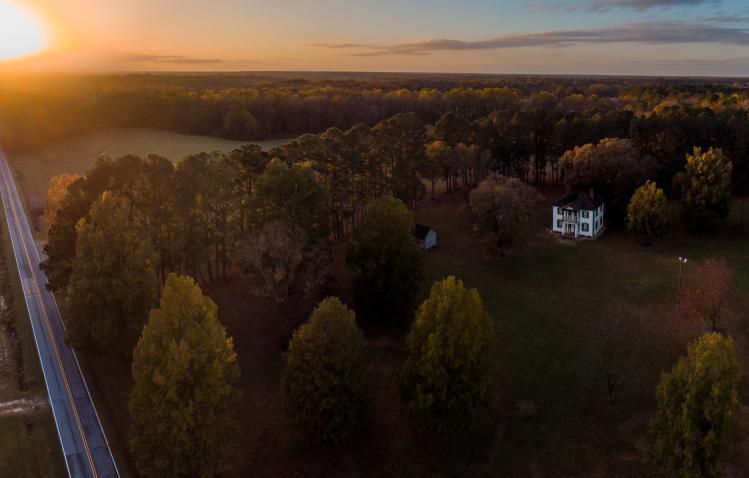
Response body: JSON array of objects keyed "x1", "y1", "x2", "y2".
[{"x1": 1, "y1": 170, "x2": 98, "y2": 478}]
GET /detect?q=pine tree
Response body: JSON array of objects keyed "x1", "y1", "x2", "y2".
[{"x1": 64, "y1": 191, "x2": 157, "y2": 356}]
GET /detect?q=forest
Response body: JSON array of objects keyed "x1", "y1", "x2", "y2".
[{"x1": 7, "y1": 72, "x2": 749, "y2": 477}]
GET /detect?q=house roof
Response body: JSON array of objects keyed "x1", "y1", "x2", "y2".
[
  {"x1": 553, "y1": 191, "x2": 604, "y2": 211},
  {"x1": 414, "y1": 223, "x2": 433, "y2": 240}
]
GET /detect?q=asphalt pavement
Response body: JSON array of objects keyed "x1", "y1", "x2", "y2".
[{"x1": 0, "y1": 152, "x2": 119, "y2": 478}]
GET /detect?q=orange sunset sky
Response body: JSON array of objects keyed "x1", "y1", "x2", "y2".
[{"x1": 3, "y1": 0, "x2": 749, "y2": 75}]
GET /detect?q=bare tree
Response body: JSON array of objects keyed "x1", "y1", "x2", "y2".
[
  {"x1": 241, "y1": 220, "x2": 329, "y2": 339},
  {"x1": 590, "y1": 301, "x2": 643, "y2": 403},
  {"x1": 680, "y1": 258, "x2": 734, "y2": 332}
]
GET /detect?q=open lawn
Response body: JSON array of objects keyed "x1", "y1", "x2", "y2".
[
  {"x1": 57, "y1": 188, "x2": 749, "y2": 477},
  {"x1": 413, "y1": 190, "x2": 749, "y2": 476},
  {"x1": 9, "y1": 128, "x2": 291, "y2": 204}
]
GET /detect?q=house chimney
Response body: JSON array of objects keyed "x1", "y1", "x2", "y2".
[{"x1": 589, "y1": 188, "x2": 594, "y2": 199}]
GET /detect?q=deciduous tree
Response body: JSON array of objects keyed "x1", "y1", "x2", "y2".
[
  {"x1": 241, "y1": 220, "x2": 329, "y2": 337},
  {"x1": 560, "y1": 138, "x2": 654, "y2": 216},
  {"x1": 649, "y1": 333, "x2": 740, "y2": 478},
  {"x1": 626, "y1": 180, "x2": 671, "y2": 244},
  {"x1": 346, "y1": 196, "x2": 423, "y2": 321},
  {"x1": 680, "y1": 258, "x2": 734, "y2": 332},
  {"x1": 129, "y1": 274, "x2": 239, "y2": 478},
  {"x1": 676, "y1": 147, "x2": 733, "y2": 230},
  {"x1": 43, "y1": 173, "x2": 81, "y2": 235},
  {"x1": 400, "y1": 276, "x2": 496, "y2": 437},
  {"x1": 281, "y1": 297, "x2": 368, "y2": 443},
  {"x1": 469, "y1": 175, "x2": 543, "y2": 254}
]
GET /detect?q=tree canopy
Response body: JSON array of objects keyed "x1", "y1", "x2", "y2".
[
  {"x1": 560, "y1": 138, "x2": 655, "y2": 215},
  {"x1": 129, "y1": 274, "x2": 239, "y2": 478},
  {"x1": 400, "y1": 276, "x2": 496, "y2": 437},
  {"x1": 281, "y1": 297, "x2": 368, "y2": 443},
  {"x1": 649, "y1": 333, "x2": 740, "y2": 478},
  {"x1": 626, "y1": 181, "x2": 671, "y2": 244},
  {"x1": 677, "y1": 147, "x2": 733, "y2": 230},
  {"x1": 346, "y1": 196, "x2": 424, "y2": 321},
  {"x1": 43, "y1": 173, "x2": 81, "y2": 235},
  {"x1": 469, "y1": 175, "x2": 543, "y2": 254},
  {"x1": 241, "y1": 220, "x2": 329, "y2": 337},
  {"x1": 248, "y1": 158, "x2": 330, "y2": 241},
  {"x1": 64, "y1": 191, "x2": 157, "y2": 356},
  {"x1": 680, "y1": 259, "x2": 735, "y2": 332}
]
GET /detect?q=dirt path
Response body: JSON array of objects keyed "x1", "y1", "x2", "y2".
[{"x1": 0, "y1": 396, "x2": 47, "y2": 416}]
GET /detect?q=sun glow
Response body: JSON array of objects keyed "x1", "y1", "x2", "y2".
[{"x1": 0, "y1": 1, "x2": 45, "y2": 61}]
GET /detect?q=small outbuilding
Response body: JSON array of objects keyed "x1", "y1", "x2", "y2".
[{"x1": 414, "y1": 223, "x2": 437, "y2": 250}]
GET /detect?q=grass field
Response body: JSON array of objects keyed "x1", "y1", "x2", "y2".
[
  {"x1": 209, "y1": 190, "x2": 749, "y2": 476},
  {"x1": 15, "y1": 159, "x2": 749, "y2": 476},
  {"x1": 413, "y1": 192, "x2": 749, "y2": 476},
  {"x1": 10, "y1": 128, "x2": 291, "y2": 202},
  {"x1": 76, "y1": 188, "x2": 749, "y2": 477}
]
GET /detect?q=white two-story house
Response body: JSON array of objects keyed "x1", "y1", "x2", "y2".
[{"x1": 552, "y1": 190, "x2": 605, "y2": 239}]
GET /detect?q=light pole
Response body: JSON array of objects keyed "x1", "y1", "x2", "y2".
[{"x1": 677, "y1": 256, "x2": 688, "y2": 309}]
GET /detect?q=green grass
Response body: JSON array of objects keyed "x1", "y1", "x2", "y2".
[
  {"x1": 0, "y1": 411, "x2": 67, "y2": 478},
  {"x1": 414, "y1": 193, "x2": 749, "y2": 475},
  {"x1": 10, "y1": 128, "x2": 291, "y2": 200},
  {"x1": 10, "y1": 146, "x2": 746, "y2": 476}
]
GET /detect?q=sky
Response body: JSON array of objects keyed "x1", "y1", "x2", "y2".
[{"x1": 3, "y1": 0, "x2": 749, "y2": 76}]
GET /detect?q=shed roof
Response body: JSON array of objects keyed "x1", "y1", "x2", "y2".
[{"x1": 414, "y1": 223, "x2": 434, "y2": 240}]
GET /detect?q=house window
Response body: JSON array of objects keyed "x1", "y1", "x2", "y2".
[
  {"x1": 582, "y1": 223, "x2": 589, "y2": 232},
  {"x1": 557, "y1": 219, "x2": 562, "y2": 228},
  {"x1": 582, "y1": 211, "x2": 588, "y2": 218}
]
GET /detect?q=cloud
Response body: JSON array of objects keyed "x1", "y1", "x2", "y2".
[
  {"x1": 305, "y1": 43, "x2": 372, "y2": 49},
  {"x1": 310, "y1": 21, "x2": 749, "y2": 57},
  {"x1": 589, "y1": 0, "x2": 717, "y2": 12},
  {"x1": 120, "y1": 54, "x2": 223, "y2": 64},
  {"x1": 535, "y1": 0, "x2": 718, "y2": 12},
  {"x1": 699, "y1": 12, "x2": 749, "y2": 23}
]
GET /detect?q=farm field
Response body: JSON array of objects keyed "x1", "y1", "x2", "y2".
[
  {"x1": 81, "y1": 187, "x2": 749, "y2": 477},
  {"x1": 9, "y1": 128, "x2": 291, "y2": 202}
]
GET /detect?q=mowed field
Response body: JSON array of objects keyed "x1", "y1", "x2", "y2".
[
  {"x1": 10, "y1": 128, "x2": 290, "y2": 201},
  {"x1": 73, "y1": 188, "x2": 749, "y2": 477},
  {"x1": 413, "y1": 192, "x2": 749, "y2": 476},
  {"x1": 211, "y1": 191, "x2": 748, "y2": 477}
]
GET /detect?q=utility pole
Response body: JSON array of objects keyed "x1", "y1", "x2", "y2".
[{"x1": 677, "y1": 256, "x2": 688, "y2": 309}]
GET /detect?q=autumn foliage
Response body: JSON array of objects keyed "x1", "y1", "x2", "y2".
[{"x1": 680, "y1": 259, "x2": 734, "y2": 332}]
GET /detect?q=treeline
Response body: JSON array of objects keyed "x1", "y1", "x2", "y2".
[
  {"x1": 43, "y1": 97, "x2": 749, "y2": 295},
  {"x1": 42, "y1": 112, "x2": 426, "y2": 291},
  {"x1": 2, "y1": 73, "x2": 749, "y2": 161}
]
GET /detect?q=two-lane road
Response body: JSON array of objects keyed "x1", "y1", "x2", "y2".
[{"x1": 0, "y1": 152, "x2": 119, "y2": 478}]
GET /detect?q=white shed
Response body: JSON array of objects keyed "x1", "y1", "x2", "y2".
[{"x1": 414, "y1": 223, "x2": 437, "y2": 250}]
